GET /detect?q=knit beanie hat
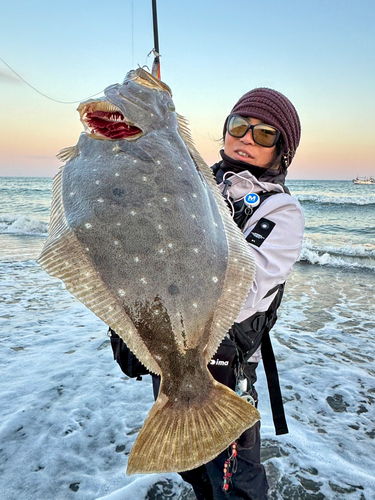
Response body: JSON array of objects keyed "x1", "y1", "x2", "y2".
[{"x1": 228, "y1": 88, "x2": 301, "y2": 167}]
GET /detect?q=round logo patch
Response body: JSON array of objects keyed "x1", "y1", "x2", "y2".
[{"x1": 244, "y1": 193, "x2": 260, "y2": 207}]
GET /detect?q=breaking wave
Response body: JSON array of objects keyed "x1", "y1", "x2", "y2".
[
  {"x1": 0, "y1": 215, "x2": 49, "y2": 236},
  {"x1": 299, "y1": 240, "x2": 375, "y2": 270},
  {"x1": 295, "y1": 194, "x2": 375, "y2": 205}
]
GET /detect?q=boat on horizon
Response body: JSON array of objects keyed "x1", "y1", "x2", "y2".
[{"x1": 353, "y1": 176, "x2": 375, "y2": 185}]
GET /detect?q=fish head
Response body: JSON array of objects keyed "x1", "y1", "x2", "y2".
[{"x1": 77, "y1": 68, "x2": 176, "y2": 142}]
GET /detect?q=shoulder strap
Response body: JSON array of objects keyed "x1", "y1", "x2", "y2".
[
  {"x1": 263, "y1": 282, "x2": 284, "y2": 299},
  {"x1": 261, "y1": 330, "x2": 289, "y2": 435},
  {"x1": 236, "y1": 283, "x2": 288, "y2": 435}
]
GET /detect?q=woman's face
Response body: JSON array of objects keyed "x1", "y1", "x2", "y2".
[{"x1": 224, "y1": 116, "x2": 276, "y2": 169}]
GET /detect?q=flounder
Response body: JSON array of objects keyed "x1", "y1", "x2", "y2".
[{"x1": 38, "y1": 68, "x2": 259, "y2": 475}]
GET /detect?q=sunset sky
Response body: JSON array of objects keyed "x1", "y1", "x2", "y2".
[{"x1": 0, "y1": 0, "x2": 374, "y2": 180}]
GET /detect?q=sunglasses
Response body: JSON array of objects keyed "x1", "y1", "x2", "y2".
[{"x1": 227, "y1": 114, "x2": 280, "y2": 147}]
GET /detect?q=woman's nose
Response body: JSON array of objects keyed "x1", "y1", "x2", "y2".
[{"x1": 240, "y1": 129, "x2": 254, "y2": 145}]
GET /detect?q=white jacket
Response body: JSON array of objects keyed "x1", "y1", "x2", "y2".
[{"x1": 218, "y1": 170, "x2": 304, "y2": 328}]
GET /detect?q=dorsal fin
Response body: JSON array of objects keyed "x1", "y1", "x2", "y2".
[
  {"x1": 176, "y1": 112, "x2": 256, "y2": 362},
  {"x1": 56, "y1": 145, "x2": 80, "y2": 163}
]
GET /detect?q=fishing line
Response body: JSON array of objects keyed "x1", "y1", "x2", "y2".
[
  {"x1": 0, "y1": 56, "x2": 103, "y2": 104},
  {"x1": 131, "y1": 0, "x2": 135, "y2": 68}
]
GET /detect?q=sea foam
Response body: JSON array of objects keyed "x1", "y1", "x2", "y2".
[
  {"x1": 0, "y1": 215, "x2": 49, "y2": 236},
  {"x1": 299, "y1": 244, "x2": 375, "y2": 270},
  {"x1": 295, "y1": 194, "x2": 375, "y2": 205}
]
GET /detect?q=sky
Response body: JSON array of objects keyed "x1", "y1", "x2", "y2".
[{"x1": 0, "y1": 0, "x2": 374, "y2": 180}]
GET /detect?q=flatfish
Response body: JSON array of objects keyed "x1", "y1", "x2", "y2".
[{"x1": 38, "y1": 68, "x2": 259, "y2": 474}]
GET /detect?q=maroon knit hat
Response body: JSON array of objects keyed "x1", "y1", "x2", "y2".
[{"x1": 228, "y1": 87, "x2": 301, "y2": 166}]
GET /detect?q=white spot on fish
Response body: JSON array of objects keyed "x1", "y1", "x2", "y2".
[
  {"x1": 93, "y1": 168, "x2": 97, "y2": 172},
  {"x1": 154, "y1": 310, "x2": 159, "y2": 315},
  {"x1": 134, "y1": 257, "x2": 139, "y2": 262},
  {"x1": 130, "y1": 210, "x2": 136, "y2": 216},
  {"x1": 95, "y1": 180, "x2": 100, "y2": 185},
  {"x1": 85, "y1": 248, "x2": 90, "y2": 252},
  {"x1": 115, "y1": 173, "x2": 120, "y2": 177},
  {"x1": 112, "y1": 145, "x2": 120, "y2": 152},
  {"x1": 178, "y1": 166, "x2": 183, "y2": 170},
  {"x1": 194, "y1": 248, "x2": 198, "y2": 253},
  {"x1": 133, "y1": 160, "x2": 137, "y2": 163},
  {"x1": 213, "y1": 222, "x2": 218, "y2": 227},
  {"x1": 118, "y1": 289, "x2": 126, "y2": 296},
  {"x1": 114, "y1": 240, "x2": 119, "y2": 245},
  {"x1": 192, "y1": 193, "x2": 197, "y2": 198},
  {"x1": 142, "y1": 176, "x2": 147, "y2": 181},
  {"x1": 151, "y1": 113, "x2": 154, "y2": 117},
  {"x1": 193, "y1": 303, "x2": 197, "y2": 308},
  {"x1": 212, "y1": 277, "x2": 218, "y2": 283},
  {"x1": 155, "y1": 355, "x2": 161, "y2": 360},
  {"x1": 98, "y1": 198, "x2": 104, "y2": 203},
  {"x1": 69, "y1": 192, "x2": 76, "y2": 197},
  {"x1": 158, "y1": 225, "x2": 162, "y2": 229},
  {"x1": 168, "y1": 243, "x2": 173, "y2": 248},
  {"x1": 163, "y1": 197, "x2": 168, "y2": 202},
  {"x1": 157, "y1": 160, "x2": 161, "y2": 165},
  {"x1": 191, "y1": 214, "x2": 196, "y2": 219},
  {"x1": 98, "y1": 155, "x2": 102, "y2": 158},
  {"x1": 140, "y1": 278, "x2": 147, "y2": 284},
  {"x1": 159, "y1": 249, "x2": 164, "y2": 254},
  {"x1": 116, "y1": 222, "x2": 121, "y2": 226},
  {"x1": 85, "y1": 223, "x2": 92, "y2": 229}
]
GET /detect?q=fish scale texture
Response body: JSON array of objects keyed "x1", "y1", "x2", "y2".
[{"x1": 38, "y1": 68, "x2": 257, "y2": 474}]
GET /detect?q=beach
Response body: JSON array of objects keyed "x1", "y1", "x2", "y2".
[{"x1": 1, "y1": 177, "x2": 374, "y2": 499}]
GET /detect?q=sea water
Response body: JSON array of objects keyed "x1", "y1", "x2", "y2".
[{"x1": 1, "y1": 176, "x2": 374, "y2": 499}]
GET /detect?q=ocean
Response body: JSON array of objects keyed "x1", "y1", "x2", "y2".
[{"x1": 1, "y1": 176, "x2": 374, "y2": 500}]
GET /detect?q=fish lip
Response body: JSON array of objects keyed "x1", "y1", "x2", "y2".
[
  {"x1": 124, "y1": 67, "x2": 173, "y2": 96},
  {"x1": 77, "y1": 98, "x2": 143, "y2": 141}
]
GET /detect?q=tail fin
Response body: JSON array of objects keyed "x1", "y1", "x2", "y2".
[{"x1": 126, "y1": 379, "x2": 260, "y2": 475}]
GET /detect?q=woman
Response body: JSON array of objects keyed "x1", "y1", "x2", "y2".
[
  {"x1": 110, "y1": 87, "x2": 304, "y2": 500},
  {"x1": 177, "y1": 88, "x2": 304, "y2": 500}
]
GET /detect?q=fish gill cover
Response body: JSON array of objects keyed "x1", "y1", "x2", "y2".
[{"x1": 38, "y1": 68, "x2": 258, "y2": 474}]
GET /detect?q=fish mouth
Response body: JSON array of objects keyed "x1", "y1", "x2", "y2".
[
  {"x1": 78, "y1": 98, "x2": 143, "y2": 141},
  {"x1": 125, "y1": 68, "x2": 172, "y2": 96}
]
